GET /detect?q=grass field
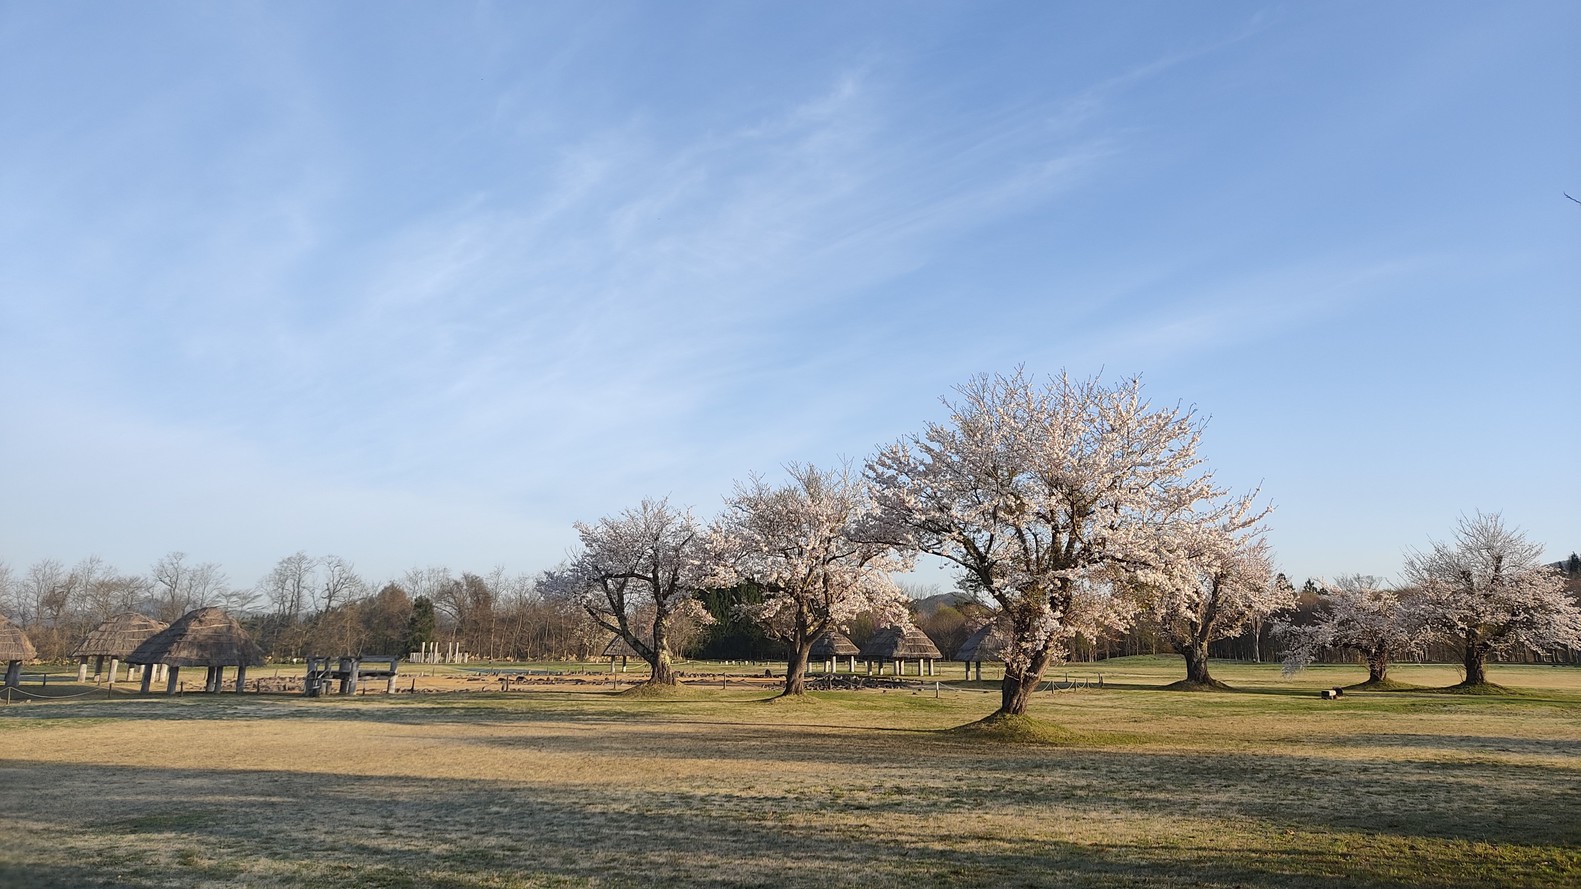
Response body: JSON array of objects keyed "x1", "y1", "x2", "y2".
[{"x1": 1, "y1": 657, "x2": 1578, "y2": 888}]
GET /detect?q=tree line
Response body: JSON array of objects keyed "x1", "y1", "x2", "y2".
[{"x1": 5, "y1": 371, "x2": 1578, "y2": 716}]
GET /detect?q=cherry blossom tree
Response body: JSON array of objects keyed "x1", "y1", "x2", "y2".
[
  {"x1": 1406, "y1": 512, "x2": 1581, "y2": 688},
  {"x1": 713, "y1": 463, "x2": 911, "y2": 697},
  {"x1": 1277, "y1": 575, "x2": 1430, "y2": 686},
  {"x1": 1142, "y1": 504, "x2": 1282, "y2": 688},
  {"x1": 867, "y1": 369, "x2": 1250, "y2": 717},
  {"x1": 544, "y1": 498, "x2": 713, "y2": 686}
]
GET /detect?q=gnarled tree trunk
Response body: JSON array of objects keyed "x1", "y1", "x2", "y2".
[
  {"x1": 1181, "y1": 641, "x2": 1213, "y2": 685},
  {"x1": 999, "y1": 646, "x2": 1054, "y2": 715},
  {"x1": 1461, "y1": 632, "x2": 1489, "y2": 686},
  {"x1": 1364, "y1": 649, "x2": 1389, "y2": 683},
  {"x1": 782, "y1": 641, "x2": 812, "y2": 697}
]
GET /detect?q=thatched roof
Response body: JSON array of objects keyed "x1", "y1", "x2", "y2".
[
  {"x1": 71, "y1": 612, "x2": 169, "y2": 659},
  {"x1": 128, "y1": 607, "x2": 263, "y2": 667},
  {"x1": 858, "y1": 622, "x2": 943, "y2": 660},
  {"x1": 955, "y1": 620, "x2": 1010, "y2": 662},
  {"x1": 0, "y1": 614, "x2": 37, "y2": 663},
  {"x1": 602, "y1": 635, "x2": 647, "y2": 658},
  {"x1": 810, "y1": 630, "x2": 859, "y2": 659}
]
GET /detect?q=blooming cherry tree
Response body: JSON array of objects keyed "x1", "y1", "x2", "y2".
[
  {"x1": 867, "y1": 369, "x2": 1251, "y2": 717},
  {"x1": 1143, "y1": 503, "x2": 1282, "y2": 688},
  {"x1": 714, "y1": 463, "x2": 911, "y2": 697},
  {"x1": 544, "y1": 498, "x2": 713, "y2": 686},
  {"x1": 1407, "y1": 512, "x2": 1581, "y2": 688},
  {"x1": 1277, "y1": 575, "x2": 1429, "y2": 685}
]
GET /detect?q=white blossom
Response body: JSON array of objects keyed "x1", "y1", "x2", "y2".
[
  {"x1": 866, "y1": 369, "x2": 1257, "y2": 714},
  {"x1": 713, "y1": 463, "x2": 912, "y2": 695},
  {"x1": 1406, "y1": 512, "x2": 1581, "y2": 685}
]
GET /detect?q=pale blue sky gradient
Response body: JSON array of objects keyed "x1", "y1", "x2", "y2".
[{"x1": 2, "y1": 2, "x2": 1576, "y2": 591}]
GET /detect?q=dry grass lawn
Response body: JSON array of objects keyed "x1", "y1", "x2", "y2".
[{"x1": 1, "y1": 657, "x2": 1578, "y2": 888}]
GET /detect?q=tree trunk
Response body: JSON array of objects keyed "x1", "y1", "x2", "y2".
[
  {"x1": 1182, "y1": 641, "x2": 1212, "y2": 684},
  {"x1": 1365, "y1": 651, "x2": 1389, "y2": 683},
  {"x1": 646, "y1": 647, "x2": 678, "y2": 685},
  {"x1": 998, "y1": 647, "x2": 1054, "y2": 716},
  {"x1": 781, "y1": 640, "x2": 813, "y2": 697},
  {"x1": 1462, "y1": 634, "x2": 1488, "y2": 686}
]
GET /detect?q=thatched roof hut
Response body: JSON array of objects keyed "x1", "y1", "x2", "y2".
[
  {"x1": 1, "y1": 614, "x2": 37, "y2": 688},
  {"x1": 0, "y1": 614, "x2": 36, "y2": 663},
  {"x1": 955, "y1": 620, "x2": 1010, "y2": 663},
  {"x1": 601, "y1": 635, "x2": 647, "y2": 659},
  {"x1": 810, "y1": 630, "x2": 859, "y2": 660},
  {"x1": 128, "y1": 607, "x2": 263, "y2": 668},
  {"x1": 72, "y1": 612, "x2": 168, "y2": 659},
  {"x1": 858, "y1": 622, "x2": 943, "y2": 661}
]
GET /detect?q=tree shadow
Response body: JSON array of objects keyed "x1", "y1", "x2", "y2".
[{"x1": 4, "y1": 758, "x2": 1576, "y2": 889}]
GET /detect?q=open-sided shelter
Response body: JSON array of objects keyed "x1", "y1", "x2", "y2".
[
  {"x1": 71, "y1": 612, "x2": 168, "y2": 683},
  {"x1": 602, "y1": 635, "x2": 647, "y2": 672},
  {"x1": 128, "y1": 607, "x2": 264, "y2": 694},
  {"x1": 809, "y1": 630, "x2": 859, "y2": 673},
  {"x1": 955, "y1": 619, "x2": 1010, "y2": 681},
  {"x1": 0, "y1": 614, "x2": 37, "y2": 689},
  {"x1": 858, "y1": 621, "x2": 944, "y2": 677}
]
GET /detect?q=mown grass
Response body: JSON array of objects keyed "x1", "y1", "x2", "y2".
[{"x1": 0, "y1": 657, "x2": 1577, "y2": 888}]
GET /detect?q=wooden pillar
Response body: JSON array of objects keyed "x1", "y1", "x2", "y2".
[
  {"x1": 204, "y1": 666, "x2": 219, "y2": 693},
  {"x1": 140, "y1": 665, "x2": 154, "y2": 693},
  {"x1": 865, "y1": 660, "x2": 873, "y2": 676},
  {"x1": 849, "y1": 655, "x2": 857, "y2": 673},
  {"x1": 234, "y1": 664, "x2": 248, "y2": 693},
  {"x1": 165, "y1": 665, "x2": 181, "y2": 695},
  {"x1": 78, "y1": 659, "x2": 90, "y2": 682},
  {"x1": 109, "y1": 658, "x2": 121, "y2": 682},
  {"x1": 343, "y1": 658, "x2": 360, "y2": 695}
]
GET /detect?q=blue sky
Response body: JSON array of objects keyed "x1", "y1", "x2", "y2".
[{"x1": 2, "y1": 1, "x2": 1577, "y2": 593}]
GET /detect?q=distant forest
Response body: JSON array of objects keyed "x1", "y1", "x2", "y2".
[{"x1": 4, "y1": 551, "x2": 1579, "y2": 668}]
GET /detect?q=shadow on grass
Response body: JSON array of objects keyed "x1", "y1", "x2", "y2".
[{"x1": 2, "y1": 757, "x2": 1577, "y2": 889}]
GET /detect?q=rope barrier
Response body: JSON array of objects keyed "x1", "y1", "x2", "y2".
[{"x1": 1, "y1": 684, "x2": 109, "y2": 701}]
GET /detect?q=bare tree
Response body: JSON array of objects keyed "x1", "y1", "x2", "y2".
[
  {"x1": 149, "y1": 552, "x2": 227, "y2": 623},
  {"x1": 868, "y1": 370, "x2": 1253, "y2": 718},
  {"x1": 1277, "y1": 575, "x2": 1430, "y2": 686},
  {"x1": 1407, "y1": 512, "x2": 1581, "y2": 687},
  {"x1": 261, "y1": 552, "x2": 318, "y2": 624},
  {"x1": 714, "y1": 463, "x2": 911, "y2": 696},
  {"x1": 318, "y1": 555, "x2": 365, "y2": 616},
  {"x1": 545, "y1": 498, "x2": 713, "y2": 686}
]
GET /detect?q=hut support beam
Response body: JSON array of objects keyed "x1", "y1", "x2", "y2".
[
  {"x1": 234, "y1": 665, "x2": 247, "y2": 693},
  {"x1": 140, "y1": 667, "x2": 154, "y2": 693},
  {"x1": 78, "y1": 659, "x2": 89, "y2": 682},
  {"x1": 165, "y1": 665, "x2": 180, "y2": 694}
]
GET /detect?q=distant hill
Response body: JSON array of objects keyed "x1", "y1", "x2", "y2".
[{"x1": 910, "y1": 592, "x2": 988, "y2": 618}]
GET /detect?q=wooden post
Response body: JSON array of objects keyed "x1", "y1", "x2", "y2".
[
  {"x1": 78, "y1": 659, "x2": 89, "y2": 682},
  {"x1": 140, "y1": 665, "x2": 154, "y2": 694},
  {"x1": 165, "y1": 665, "x2": 181, "y2": 695},
  {"x1": 234, "y1": 665, "x2": 247, "y2": 693},
  {"x1": 109, "y1": 658, "x2": 121, "y2": 682}
]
